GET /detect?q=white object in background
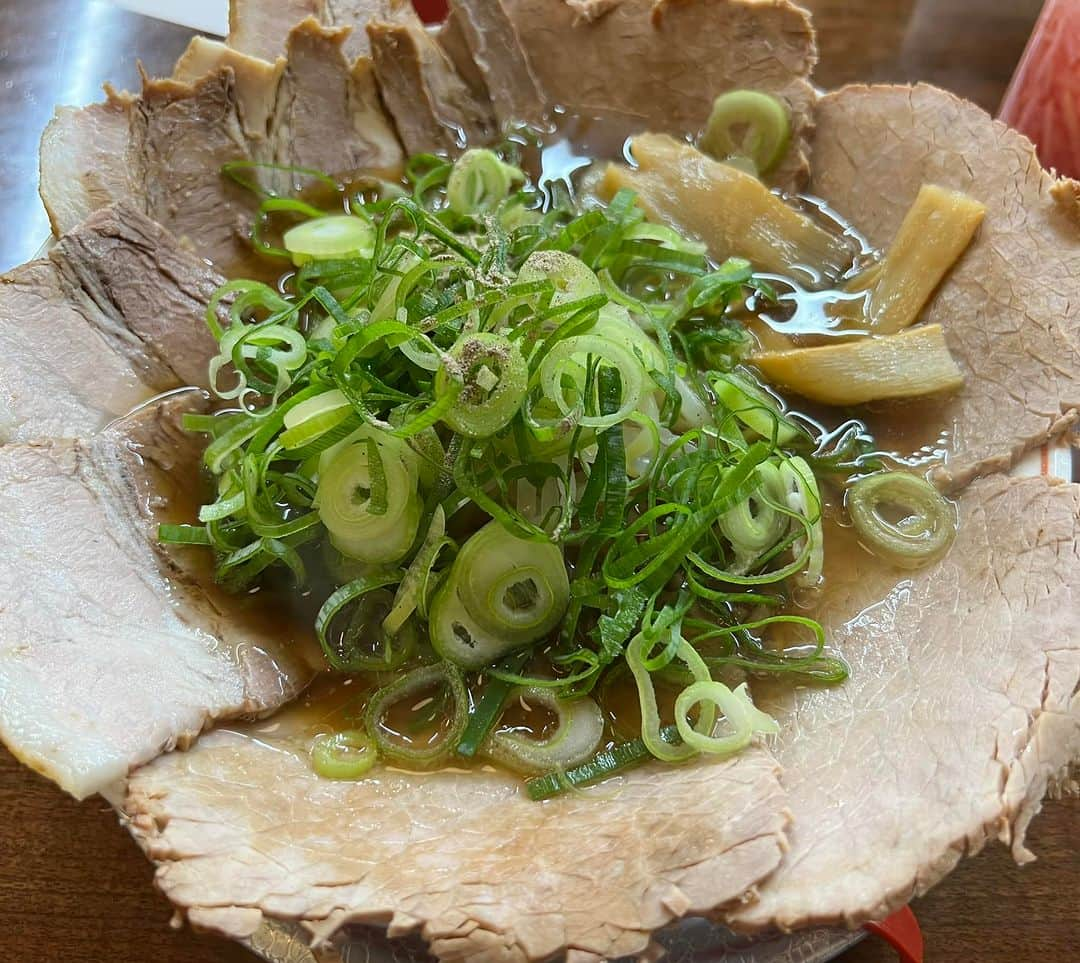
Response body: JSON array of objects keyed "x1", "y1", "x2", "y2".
[
  {"x1": 108, "y1": 0, "x2": 228, "y2": 35},
  {"x1": 1013, "y1": 433, "x2": 1077, "y2": 483}
]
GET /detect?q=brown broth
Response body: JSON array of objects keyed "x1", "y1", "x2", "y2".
[
  {"x1": 495, "y1": 690, "x2": 560, "y2": 740},
  {"x1": 122, "y1": 397, "x2": 326, "y2": 671},
  {"x1": 254, "y1": 674, "x2": 372, "y2": 741}
]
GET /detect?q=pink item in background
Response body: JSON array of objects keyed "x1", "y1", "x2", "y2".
[{"x1": 999, "y1": 0, "x2": 1080, "y2": 177}]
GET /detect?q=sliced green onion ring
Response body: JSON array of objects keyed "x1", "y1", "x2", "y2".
[
  {"x1": 625, "y1": 616, "x2": 715, "y2": 763},
  {"x1": 623, "y1": 408, "x2": 661, "y2": 482},
  {"x1": 363, "y1": 662, "x2": 468, "y2": 768},
  {"x1": 209, "y1": 323, "x2": 307, "y2": 407},
  {"x1": 847, "y1": 471, "x2": 956, "y2": 568},
  {"x1": 315, "y1": 571, "x2": 406, "y2": 671},
  {"x1": 382, "y1": 506, "x2": 449, "y2": 637},
  {"x1": 283, "y1": 214, "x2": 375, "y2": 266},
  {"x1": 429, "y1": 578, "x2": 528, "y2": 670},
  {"x1": 700, "y1": 89, "x2": 791, "y2": 177},
  {"x1": 592, "y1": 304, "x2": 667, "y2": 381},
  {"x1": 673, "y1": 681, "x2": 779, "y2": 755},
  {"x1": 711, "y1": 371, "x2": 803, "y2": 446},
  {"x1": 538, "y1": 334, "x2": 644, "y2": 430},
  {"x1": 673, "y1": 374, "x2": 711, "y2": 431},
  {"x1": 339, "y1": 588, "x2": 417, "y2": 671},
  {"x1": 517, "y1": 250, "x2": 604, "y2": 308},
  {"x1": 717, "y1": 460, "x2": 789, "y2": 567},
  {"x1": 311, "y1": 730, "x2": 377, "y2": 780},
  {"x1": 428, "y1": 520, "x2": 569, "y2": 671},
  {"x1": 277, "y1": 388, "x2": 356, "y2": 454},
  {"x1": 483, "y1": 687, "x2": 605, "y2": 775},
  {"x1": 455, "y1": 521, "x2": 569, "y2": 642},
  {"x1": 315, "y1": 428, "x2": 421, "y2": 563},
  {"x1": 435, "y1": 332, "x2": 528, "y2": 437},
  {"x1": 781, "y1": 456, "x2": 824, "y2": 587},
  {"x1": 369, "y1": 249, "x2": 421, "y2": 323},
  {"x1": 447, "y1": 149, "x2": 524, "y2": 215}
]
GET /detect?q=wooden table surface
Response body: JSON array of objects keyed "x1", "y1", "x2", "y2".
[
  {"x1": 1, "y1": 750, "x2": 1076, "y2": 963},
  {"x1": 1, "y1": 1, "x2": 1076, "y2": 961}
]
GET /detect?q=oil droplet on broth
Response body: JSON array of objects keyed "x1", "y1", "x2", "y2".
[{"x1": 744, "y1": 275, "x2": 874, "y2": 350}]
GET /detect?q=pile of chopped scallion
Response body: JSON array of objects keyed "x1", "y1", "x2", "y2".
[{"x1": 161, "y1": 142, "x2": 872, "y2": 799}]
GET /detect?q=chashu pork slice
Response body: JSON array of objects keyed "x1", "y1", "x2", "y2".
[
  {"x1": 229, "y1": 0, "x2": 389, "y2": 63},
  {"x1": 173, "y1": 36, "x2": 286, "y2": 141},
  {"x1": 228, "y1": 0, "x2": 495, "y2": 155},
  {"x1": 324, "y1": 0, "x2": 393, "y2": 60},
  {"x1": 367, "y1": 0, "x2": 495, "y2": 154},
  {"x1": 436, "y1": 7, "x2": 491, "y2": 107},
  {"x1": 229, "y1": 0, "x2": 324, "y2": 61},
  {"x1": 39, "y1": 95, "x2": 134, "y2": 239},
  {"x1": 0, "y1": 204, "x2": 220, "y2": 443},
  {"x1": 125, "y1": 727, "x2": 787, "y2": 963},
  {"x1": 40, "y1": 22, "x2": 403, "y2": 275},
  {"x1": 451, "y1": 0, "x2": 818, "y2": 187},
  {"x1": 272, "y1": 17, "x2": 403, "y2": 178},
  {"x1": 0, "y1": 396, "x2": 316, "y2": 801},
  {"x1": 729, "y1": 473, "x2": 1080, "y2": 932},
  {"x1": 39, "y1": 69, "x2": 259, "y2": 275},
  {"x1": 367, "y1": 16, "x2": 495, "y2": 154},
  {"x1": 48, "y1": 203, "x2": 222, "y2": 391},
  {"x1": 443, "y1": 0, "x2": 546, "y2": 127},
  {"x1": 808, "y1": 84, "x2": 1080, "y2": 490},
  {"x1": 0, "y1": 259, "x2": 151, "y2": 444},
  {"x1": 171, "y1": 21, "x2": 402, "y2": 195}
]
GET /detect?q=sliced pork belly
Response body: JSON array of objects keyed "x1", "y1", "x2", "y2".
[
  {"x1": 324, "y1": 0, "x2": 393, "y2": 60},
  {"x1": 229, "y1": 0, "x2": 323, "y2": 60},
  {"x1": 133, "y1": 70, "x2": 289, "y2": 278},
  {"x1": 808, "y1": 84, "x2": 1080, "y2": 490},
  {"x1": 0, "y1": 205, "x2": 220, "y2": 443},
  {"x1": 368, "y1": 8, "x2": 495, "y2": 154},
  {"x1": 126, "y1": 727, "x2": 786, "y2": 963},
  {"x1": 0, "y1": 397, "x2": 315, "y2": 800},
  {"x1": 0, "y1": 260, "x2": 152, "y2": 443},
  {"x1": 227, "y1": 0, "x2": 495, "y2": 155},
  {"x1": 444, "y1": 0, "x2": 546, "y2": 126},
  {"x1": 272, "y1": 18, "x2": 402, "y2": 176},
  {"x1": 171, "y1": 23, "x2": 401, "y2": 187},
  {"x1": 40, "y1": 26, "x2": 403, "y2": 275},
  {"x1": 436, "y1": 8, "x2": 491, "y2": 105},
  {"x1": 229, "y1": 1, "x2": 390, "y2": 62},
  {"x1": 730, "y1": 474, "x2": 1080, "y2": 932},
  {"x1": 39, "y1": 95, "x2": 134, "y2": 237},
  {"x1": 49, "y1": 203, "x2": 222, "y2": 391},
  {"x1": 173, "y1": 36, "x2": 285, "y2": 140},
  {"x1": 452, "y1": 0, "x2": 817, "y2": 186}
]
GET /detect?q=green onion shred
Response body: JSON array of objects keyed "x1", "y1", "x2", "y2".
[{"x1": 847, "y1": 472, "x2": 957, "y2": 569}]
